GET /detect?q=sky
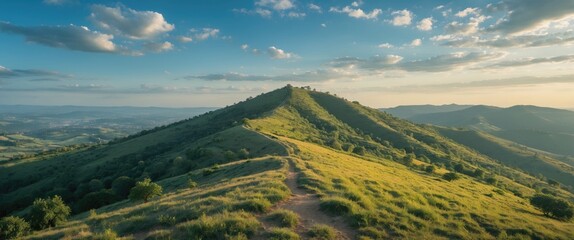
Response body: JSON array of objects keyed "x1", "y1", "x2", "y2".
[{"x1": 1, "y1": 0, "x2": 574, "y2": 109}]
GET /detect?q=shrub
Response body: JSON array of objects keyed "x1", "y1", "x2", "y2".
[
  {"x1": 158, "y1": 214, "x2": 176, "y2": 226},
  {"x1": 353, "y1": 146, "x2": 366, "y2": 156},
  {"x1": 268, "y1": 228, "x2": 300, "y2": 240},
  {"x1": 359, "y1": 227, "x2": 386, "y2": 239},
  {"x1": 320, "y1": 197, "x2": 357, "y2": 215},
  {"x1": 188, "y1": 179, "x2": 198, "y2": 189},
  {"x1": 425, "y1": 165, "x2": 435, "y2": 173},
  {"x1": 268, "y1": 210, "x2": 299, "y2": 228},
  {"x1": 28, "y1": 195, "x2": 71, "y2": 230},
  {"x1": 177, "y1": 211, "x2": 260, "y2": 239},
  {"x1": 0, "y1": 216, "x2": 30, "y2": 239},
  {"x1": 92, "y1": 229, "x2": 118, "y2": 240},
  {"x1": 233, "y1": 198, "x2": 272, "y2": 213},
  {"x1": 443, "y1": 172, "x2": 460, "y2": 181},
  {"x1": 530, "y1": 194, "x2": 574, "y2": 220},
  {"x1": 238, "y1": 148, "x2": 250, "y2": 159},
  {"x1": 308, "y1": 224, "x2": 336, "y2": 240},
  {"x1": 486, "y1": 177, "x2": 498, "y2": 185},
  {"x1": 129, "y1": 178, "x2": 163, "y2": 203},
  {"x1": 111, "y1": 176, "x2": 135, "y2": 198}
]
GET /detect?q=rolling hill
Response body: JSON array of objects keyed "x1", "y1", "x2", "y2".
[
  {"x1": 2, "y1": 86, "x2": 573, "y2": 239},
  {"x1": 381, "y1": 104, "x2": 473, "y2": 119},
  {"x1": 389, "y1": 105, "x2": 574, "y2": 157}
]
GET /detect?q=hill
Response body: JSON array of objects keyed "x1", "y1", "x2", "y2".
[
  {"x1": 2, "y1": 86, "x2": 573, "y2": 239},
  {"x1": 381, "y1": 104, "x2": 473, "y2": 119},
  {"x1": 390, "y1": 105, "x2": 574, "y2": 157}
]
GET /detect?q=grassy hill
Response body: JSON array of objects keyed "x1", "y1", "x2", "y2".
[
  {"x1": 401, "y1": 105, "x2": 574, "y2": 156},
  {"x1": 2, "y1": 86, "x2": 573, "y2": 239},
  {"x1": 381, "y1": 104, "x2": 473, "y2": 119}
]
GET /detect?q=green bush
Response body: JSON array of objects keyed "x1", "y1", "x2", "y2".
[
  {"x1": 233, "y1": 198, "x2": 272, "y2": 213},
  {"x1": 92, "y1": 229, "x2": 118, "y2": 240},
  {"x1": 177, "y1": 211, "x2": 260, "y2": 239},
  {"x1": 268, "y1": 228, "x2": 300, "y2": 240},
  {"x1": 268, "y1": 210, "x2": 299, "y2": 228},
  {"x1": 320, "y1": 197, "x2": 357, "y2": 215},
  {"x1": 308, "y1": 224, "x2": 336, "y2": 240},
  {"x1": 111, "y1": 176, "x2": 135, "y2": 198},
  {"x1": 129, "y1": 178, "x2": 163, "y2": 203},
  {"x1": 425, "y1": 165, "x2": 435, "y2": 173},
  {"x1": 530, "y1": 194, "x2": 574, "y2": 220},
  {"x1": 0, "y1": 216, "x2": 30, "y2": 239},
  {"x1": 28, "y1": 195, "x2": 71, "y2": 230},
  {"x1": 443, "y1": 172, "x2": 460, "y2": 181}
]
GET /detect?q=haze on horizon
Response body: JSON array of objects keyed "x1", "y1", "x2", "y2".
[{"x1": 1, "y1": 0, "x2": 573, "y2": 109}]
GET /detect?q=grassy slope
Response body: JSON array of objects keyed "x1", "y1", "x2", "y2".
[
  {"x1": 13, "y1": 87, "x2": 574, "y2": 239},
  {"x1": 438, "y1": 128, "x2": 574, "y2": 190}
]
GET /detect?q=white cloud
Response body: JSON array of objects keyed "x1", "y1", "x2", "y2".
[
  {"x1": 193, "y1": 28, "x2": 219, "y2": 41},
  {"x1": 177, "y1": 36, "x2": 193, "y2": 43},
  {"x1": 378, "y1": 43, "x2": 393, "y2": 48},
  {"x1": 488, "y1": 0, "x2": 574, "y2": 35},
  {"x1": 0, "y1": 22, "x2": 127, "y2": 54},
  {"x1": 391, "y1": 10, "x2": 413, "y2": 26},
  {"x1": 435, "y1": 32, "x2": 574, "y2": 48},
  {"x1": 330, "y1": 6, "x2": 382, "y2": 20},
  {"x1": 409, "y1": 39, "x2": 422, "y2": 47},
  {"x1": 321, "y1": 23, "x2": 327, "y2": 28},
  {"x1": 268, "y1": 46, "x2": 294, "y2": 59},
  {"x1": 188, "y1": 69, "x2": 356, "y2": 82},
  {"x1": 445, "y1": 15, "x2": 486, "y2": 35},
  {"x1": 417, "y1": 18, "x2": 433, "y2": 31},
  {"x1": 256, "y1": 0, "x2": 294, "y2": 11},
  {"x1": 482, "y1": 55, "x2": 574, "y2": 69},
  {"x1": 43, "y1": 0, "x2": 71, "y2": 5},
  {"x1": 143, "y1": 41, "x2": 173, "y2": 53},
  {"x1": 331, "y1": 52, "x2": 503, "y2": 72},
  {"x1": 309, "y1": 3, "x2": 322, "y2": 13},
  {"x1": 89, "y1": 5, "x2": 174, "y2": 39},
  {"x1": 286, "y1": 12, "x2": 306, "y2": 18},
  {"x1": 241, "y1": 44, "x2": 249, "y2": 50},
  {"x1": 455, "y1": 8, "x2": 479, "y2": 18},
  {"x1": 233, "y1": 8, "x2": 273, "y2": 18}
]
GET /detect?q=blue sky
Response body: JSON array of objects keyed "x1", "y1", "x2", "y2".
[{"x1": 1, "y1": 0, "x2": 574, "y2": 108}]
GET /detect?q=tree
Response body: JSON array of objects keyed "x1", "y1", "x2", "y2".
[
  {"x1": 548, "y1": 179, "x2": 560, "y2": 187},
  {"x1": 425, "y1": 165, "x2": 435, "y2": 174},
  {"x1": 486, "y1": 177, "x2": 498, "y2": 185},
  {"x1": 0, "y1": 216, "x2": 30, "y2": 239},
  {"x1": 454, "y1": 163, "x2": 465, "y2": 173},
  {"x1": 28, "y1": 195, "x2": 71, "y2": 230},
  {"x1": 112, "y1": 176, "x2": 136, "y2": 198},
  {"x1": 129, "y1": 178, "x2": 163, "y2": 203},
  {"x1": 530, "y1": 194, "x2": 574, "y2": 220},
  {"x1": 473, "y1": 169, "x2": 485, "y2": 178},
  {"x1": 353, "y1": 146, "x2": 366, "y2": 156},
  {"x1": 237, "y1": 148, "x2": 250, "y2": 159},
  {"x1": 443, "y1": 172, "x2": 460, "y2": 181}
]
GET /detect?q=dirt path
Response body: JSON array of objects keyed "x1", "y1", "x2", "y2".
[{"x1": 271, "y1": 160, "x2": 356, "y2": 240}]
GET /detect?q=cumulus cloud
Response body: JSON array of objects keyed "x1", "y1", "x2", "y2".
[
  {"x1": 143, "y1": 41, "x2": 173, "y2": 53},
  {"x1": 488, "y1": 0, "x2": 574, "y2": 34},
  {"x1": 444, "y1": 15, "x2": 486, "y2": 35},
  {"x1": 256, "y1": 0, "x2": 295, "y2": 11},
  {"x1": 331, "y1": 52, "x2": 503, "y2": 72},
  {"x1": 309, "y1": 3, "x2": 322, "y2": 13},
  {"x1": 43, "y1": 0, "x2": 72, "y2": 5},
  {"x1": 378, "y1": 43, "x2": 394, "y2": 49},
  {"x1": 391, "y1": 10, "x2": 413, "y2": 26},
  {"x1": 234, "y1": 8, "x2": 273, "y2": 18},
  {"x1": 455, "y1": 8, "x2": 479, "y2": 18},
  {"x1": 0, "y1": 22, "x2": 129, "y2": 54},
  {"x1": 193, "y1": 28, "x2": 219, "y2": 41},
  {"x1": 241, "y1": 44, "x2": 249, "y2": 50},
  {"x1": 268, "y1": 46, "x2": 294, "y2": 59},
  {"x1": 417, "y1": 17, "x2": 433, "y2": 31},
  {"x1": 330, "y1": 6, "x2": 382, "y2": 20},
  {"x1": 89, "y1": 5, "x2": 174, "y2": 39},
  {"x1": 409, "y1": 39, "x2": 422, "y2": 47}
]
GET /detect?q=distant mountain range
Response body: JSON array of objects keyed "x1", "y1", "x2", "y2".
[{"x1": 382, "y1": 104, "x2": 574, "y2": 156}]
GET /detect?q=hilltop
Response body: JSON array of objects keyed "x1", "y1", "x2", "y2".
[{"x1": 1, "y1": 86, "x2": 573, "y2": 239}]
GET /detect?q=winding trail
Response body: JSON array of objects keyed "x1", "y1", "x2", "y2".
[{"x1": 267, "y1": 160, "x2": 356, "y2": 239}]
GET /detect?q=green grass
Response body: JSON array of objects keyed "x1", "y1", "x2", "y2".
[
  {"x1": 307, "y1": 224, "x2": 336, "y2": 240},
  {"x1": 267, "y1": 209, "x2": 300, "y2": 228},
  {"x1": 176, "y1": 211, "x2": 260, "y2": 239},
  {"x1": 267, "y1": 228, "x2": 300, "y2": 240}
]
